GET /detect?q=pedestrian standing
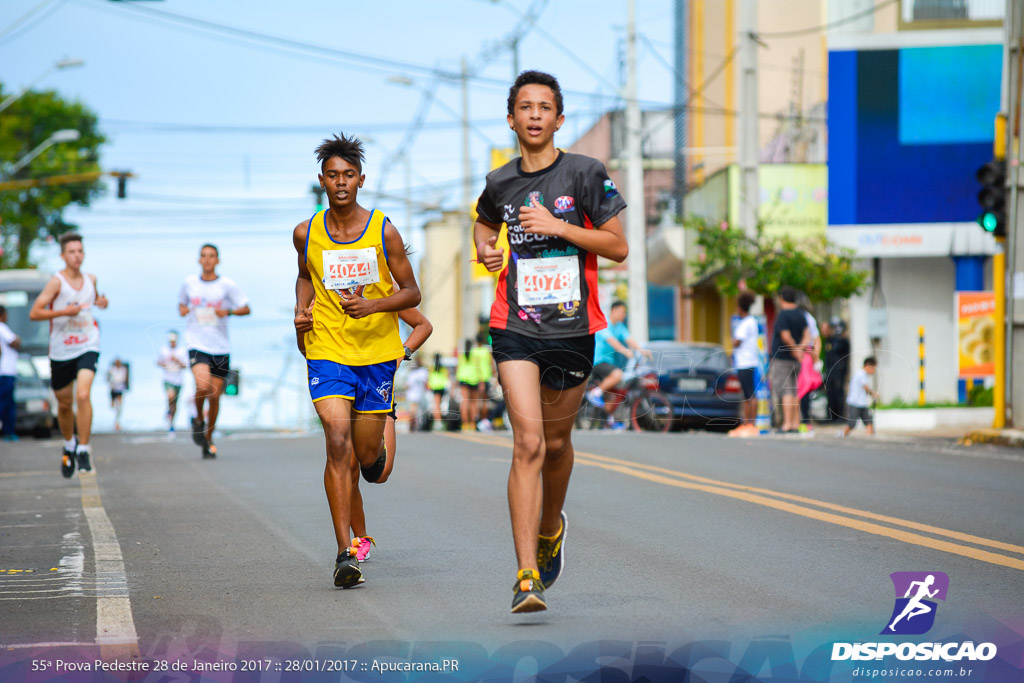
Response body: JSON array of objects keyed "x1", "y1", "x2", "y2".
[
  {"x1": 474, "y1": 70, "x2": 628, "y2": 613},
  {"x1": 106, "y1": 358, "x2": 128, "y2": 432},
  {"x1": 404, "y1": 356, "x2": 429, "y2": 432},
  {"x1": 730, "y1": 292, "x2": 760, "y2": 436},
  {"x1": 0, "y1": 305, "x2": 22, "y2": 441},
  {"x1": 30, "y1": 233, "x2": 109, "y2": 477},
  {"x1": 841, "y1": 357, "x2": 879, "y2": 437},
  {"x1": 822, "y1": 319, "x2": 850, "y2": 422},
  {"x1": 769, "y1": 286, "x2": 809, "y2": 434},
  {"x1": 799, "y1": 297, "x2": 822, "y2": 425},
  {"x1": 428, "y1": 353, "x2": 448, "y2": 431},
  {"x1": 471, "y1": 334, "x2": 495, "y2": 430},
  {"x1": 455, "y1": 339, "x2": 480, "y2": 430}
]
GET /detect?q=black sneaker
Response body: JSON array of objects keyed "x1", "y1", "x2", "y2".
[
  {"x1": 61, "y1": 447, "x2": 76, "y2": 479},
  {"x1": 202, "y1": 441, "x2": 217, "y2": 459},
  {"x1": 537, "y1": 510, "x2": 567, "y2": 589},
  {"x1": 191, "y1": 417, "x2": 205, "y2": 446},
  {"x1": 511, "y1": 569, "x2": 547, "y2": 613},
  {"x1": 76, "y1": 449, "x2": 92, "y2": 473},
  {"x1": 333, "y1": 545, "x2": 363, "y2": 588}
]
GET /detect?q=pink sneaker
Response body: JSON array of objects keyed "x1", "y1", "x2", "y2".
[{"x1": 356, "y1": 536, "x2": 375, "y2": 562}]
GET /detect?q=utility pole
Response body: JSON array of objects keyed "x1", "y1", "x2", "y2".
[
  {"x1": 461, "y1": 57, "x2": 477, "y2": 342},
  {"x1": 673, "y1": 0, "x2": 688, "y2": 222},
  {"x1": 625, "y1": 0, "x2": 649, "y2": 343},
  {"x1": 738, "y1": 0, "x2": 759, "y2": 237},
  {"x1": 511, "y1": 36, "x2": 521, "y2": 154},
  {"x1": 1005, "y1": 0, "x2": 1023, "y2": 427}
]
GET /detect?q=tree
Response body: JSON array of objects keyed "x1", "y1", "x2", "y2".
[
  {"x1": 686, "y1": 217, "x2": 869, "y2": 302},
  {"x1": 0, "y1": 86, "x2": 106, "y2": 269}
]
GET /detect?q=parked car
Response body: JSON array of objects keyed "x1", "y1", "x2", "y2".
[
  {"x1": 647, "y1": 341, "x2": 744, "y2": 431},
  {"x1": 0, "y1": 269, "x2": 53, "y2": 384},
  {"x1": 14, "y1": 354, "x2": 55, "y2": 438}
]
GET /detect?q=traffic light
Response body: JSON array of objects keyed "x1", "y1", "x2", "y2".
[
  {"x1": 976, "y1": 159, "x2": 1006, "y2": 238},
  {"x1": 224, "y1": 369, "x2": 240, "y2": 397},
  {"x1": 311, "y1": 184, "x2": 325, "y2": 212},
  {"x1": 110, "y1": 170, "x2": 133, "y2": 199}
]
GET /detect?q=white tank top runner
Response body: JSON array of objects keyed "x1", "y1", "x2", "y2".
[{"x1": 49, "y1": 271, "x2": 101, "y2": 361}]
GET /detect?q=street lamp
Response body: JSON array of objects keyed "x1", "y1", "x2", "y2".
[
  {"x1": 0, "y1": 57, "x2": 85, "y2": 115},
  {"x1": 9, "y1": 129, "x2": 81, "y2": 176}
]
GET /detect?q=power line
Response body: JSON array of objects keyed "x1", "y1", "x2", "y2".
[
  {"x1": 77, "y1": 0, "x2": 519, "y2": 90},
  {"x1": 98, "y1": 117, "x2": 512, "y2": 135},
  {"x1": 0, "y1": 0, "x2": 64, "y2": 46},
  {"x1": 490, "y1": 0, "x2": 621, "y2": 95},
  {"x1": 638, "y1": 33, "x2": 727, "y2": 113},
  {"x1": 74, "y1": 0, "x2": 680, "y2": 113},
  {"x1": 759, "y1": 0, "x2": 899, "y2": 38}
]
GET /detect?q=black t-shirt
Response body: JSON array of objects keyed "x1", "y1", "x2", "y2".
[
  {"x1": 475, "y1": 151, "x2": 627, "y2": 339},
  {"x1": 770, "y1": 308, "x2": 809, "y2": 362}
]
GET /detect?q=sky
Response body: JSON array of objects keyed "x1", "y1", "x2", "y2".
[{"x1": 1, "y1": 0, "x2": 677, "y2": 431}]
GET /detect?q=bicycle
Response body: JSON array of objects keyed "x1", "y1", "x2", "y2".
[{"x1": 577, "y1": 357, "x2": 673, "y2": 433}]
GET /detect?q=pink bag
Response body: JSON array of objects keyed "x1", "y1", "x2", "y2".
[{"x1": 797, "y1": 352, "x2": 823, "y2": 399}]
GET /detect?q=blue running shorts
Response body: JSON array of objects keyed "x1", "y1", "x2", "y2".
[{"x1": 307, "y1": 358, "x2": 398, "y2": 413}]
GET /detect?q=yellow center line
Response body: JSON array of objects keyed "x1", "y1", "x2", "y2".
[
  {"x1": 443, "y1": 432, "x2": 1024, "y2": 571},
  {"x1": 0, "y1": 470, "x2": 53, "y2": 478}
]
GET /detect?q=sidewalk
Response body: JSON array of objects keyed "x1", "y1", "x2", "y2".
[{"x1": 959, "y1": 428, "x2": 1024, "y2": 449}]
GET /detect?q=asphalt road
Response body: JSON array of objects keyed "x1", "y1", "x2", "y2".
[{"x1": 1, "y1": 428, "x2": 1022, "y2": 680}]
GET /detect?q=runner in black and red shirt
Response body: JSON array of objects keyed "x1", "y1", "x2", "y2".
[{"x1": 474, "y1": 70, "x2": 628, "y2": 614}]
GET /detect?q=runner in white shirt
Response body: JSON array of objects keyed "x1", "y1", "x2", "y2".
[
  {"x1": 106, "y1": 358, "x2": 128, "y2": 432},
  {"x1": 29, "y1": 233, "x2": 109, "y2": 477},
  {"x1": 156, "y1": 331, "x2": 189, "y2": 431},
  {"x1": 177, "y1": 244, "x2": 250, "y2": 458}
]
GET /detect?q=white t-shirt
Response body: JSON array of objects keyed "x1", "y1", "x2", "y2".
[
  {"x1": 178, "y1": 274, "x2": 248, "y2": 355},
  {"x1": 732, "y1": 315, "x2": 760, "y2": 369},
  {"x1": 107, "y1": 364, "x2": 128, "y2": 392},
  {"x1": 804, "y1": 311, "x2": 819, "y2": 342},
  {"x1": 847, "y1": 368, "x2": 873, "y2": 408},
  {"x1": 0, "y1": 322, "x2": 17, "y2": 376},
  {"x1": 405, "y1": 366, "x2": 429, "y2": 403},
  {"x1": 157, "y1": 345, "x2": 189, "y2": 385}
]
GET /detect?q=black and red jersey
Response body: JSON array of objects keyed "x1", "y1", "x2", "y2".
[{"x1": 475, "y1": 151, "x2": 627, "y2": 339}]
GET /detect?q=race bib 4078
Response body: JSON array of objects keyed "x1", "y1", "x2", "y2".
[{"x1": 516, "y1": 256, "x2": 581, "y2": 307}]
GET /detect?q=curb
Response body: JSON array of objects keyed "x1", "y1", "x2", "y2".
[{"x1": 959, "y1": 429, "x2": 1024, "y2": 449}]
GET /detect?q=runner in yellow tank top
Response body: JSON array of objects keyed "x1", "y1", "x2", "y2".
[{"x1": 292, "y1": 133, "x2": 421, "y2": 589}]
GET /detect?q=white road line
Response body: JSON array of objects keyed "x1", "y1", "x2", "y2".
[
  {"x1": 77, "y1": 473, "x2": 139, "y2": 655},
  {"x1": 1, "y1": 642, "x2": 95, "y2": 649}
]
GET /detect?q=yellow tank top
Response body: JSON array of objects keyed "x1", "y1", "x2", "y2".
[{"x1": 304, "y1": 208, "x2": 404, "y2": 366}]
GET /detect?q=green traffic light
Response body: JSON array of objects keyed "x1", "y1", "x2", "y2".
[{"x1": 981, "y1": 212, "x2": 998, "y2": 232}]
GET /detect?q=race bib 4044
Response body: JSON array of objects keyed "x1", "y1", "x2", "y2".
[
  {"x1": 323, "y1": 248, "x2": 380, "y2": 291},
  {"x1": 516, "y1": 255, "x2": 581, "y2": 307}
]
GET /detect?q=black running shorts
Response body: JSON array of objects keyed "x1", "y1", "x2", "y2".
[
  {"x1": 490, "y1": 328, "x2": 594, "y2": 391},
  {"x1": 189, "y1": 349, "x2": 230, "y2": 380},
  {"x1": 50, "y1": 351, "x2": 100, "y2": 391}
]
